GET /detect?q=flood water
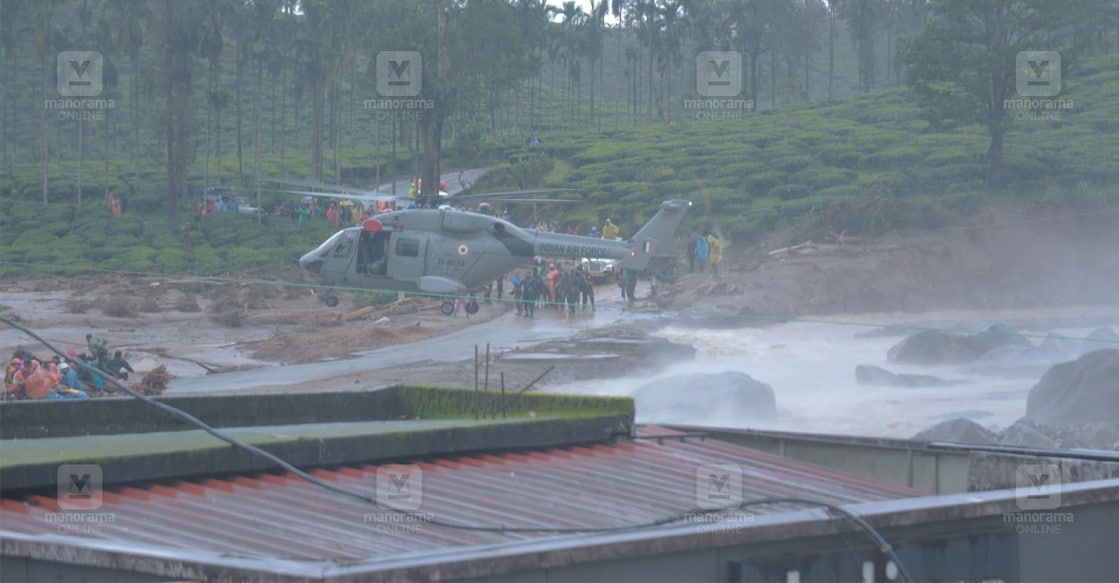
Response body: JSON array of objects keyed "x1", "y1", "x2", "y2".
[{"x1": 545, "y1": 305, "x2": 1119, "y2": 439}]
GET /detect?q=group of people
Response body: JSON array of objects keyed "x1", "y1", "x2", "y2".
[
  {"x1": 689, "y1": 231, "x2": 723, "y2": 275},
  {"x1": 3, "y1": 334, "x2": 134, "y2": 401},
  {"x1": 508, "y1": 260, "x2": 597, "y2": 318}
]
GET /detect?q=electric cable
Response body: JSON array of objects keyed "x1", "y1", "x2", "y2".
[{"x1": 1, "y1": 314, "x2": 913, "y2": 581}]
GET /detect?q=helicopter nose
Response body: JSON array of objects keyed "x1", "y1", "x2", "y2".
[{"x1": 299, "y1": 251, "x2": 324, "y2": 275}]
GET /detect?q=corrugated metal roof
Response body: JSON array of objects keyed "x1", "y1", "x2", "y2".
[{"x1": 0, "y1": 426, "x2": 923, "y2": 563}]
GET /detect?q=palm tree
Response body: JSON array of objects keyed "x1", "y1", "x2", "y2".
[
  {"x1": 32, "y1": 0, "x2": 63, "y2": 205},
  {"x1": 107, "y1": 0, "x2": 152, "y2": 184},
  {"x1": 585, "y1": 0, "x2": 610, "y2": 128},
  {"x1": 199, "y1": 0, "x2": 224, "y2": 198}
]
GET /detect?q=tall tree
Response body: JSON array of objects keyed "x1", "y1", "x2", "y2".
[
  {"x1": 901, "y1": 0, "x2": 1101, "y2": 190},
  {"x1": 107, "y1": 0, "x2": 151, "y2": 185},
  {"x1": 840, "y1": 0, "x2": 882, "y2": 93},
  {"x1": 161, "y1": 0, "x2": 203, "y2": 221}
]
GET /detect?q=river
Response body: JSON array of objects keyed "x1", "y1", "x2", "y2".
[{"x1": 543, "y1": 304, "x2": 1119, "y2": 440}]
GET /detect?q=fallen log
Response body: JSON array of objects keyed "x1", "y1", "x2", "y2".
[{"x1": 768, "y1": 240, "x2": 814, "y2": 256}]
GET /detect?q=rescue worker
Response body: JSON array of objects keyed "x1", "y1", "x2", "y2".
[
  {"x1": 105, "y1": 351, "x2": 135, "y2": 381},
  {"x1": 86, "y1": 333, "x2": 110, "y2": 368},
  {"x1": 602, "y1": 218, "x2": 619, "y2": 240},
  {"x1": 707, "y1": 232, "x2": 723, "y2": 277},
  {"x1": 694, "y1": 232, "x2": 709, "y2": 273}
]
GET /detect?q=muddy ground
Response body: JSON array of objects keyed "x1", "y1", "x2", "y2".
[{"x1": 2, "y1": 204, "x2": 1117, "y2": 394}]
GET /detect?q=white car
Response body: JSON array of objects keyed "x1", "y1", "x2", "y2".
[{"x1": 580, "y1": 257, "x2": 618, "y2": 283}]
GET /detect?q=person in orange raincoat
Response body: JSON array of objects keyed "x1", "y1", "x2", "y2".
[
  {"x1": 22, "y1": 360, "x2": 57, "y2": 399},
  {"x1": 546, "y1": 263, "x2": 559, "y2": 308}
]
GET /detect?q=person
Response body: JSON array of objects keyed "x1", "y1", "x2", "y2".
[
  {"x1": 687, "y1": 232, "x2": 699, "y2": 273},
  {"x1": 546, "y1": 263, "x2": 560, "y2": 309},
  {"x1": 4, "y1": 358, "x2": 26, "y2": 400},
  {"x1": 578, "y1": 265, "x2": 595, "y2": 310},
  {"x1": 521, "y1": 273, "x2": 541, "y2": 318},
  {"x1": 495, "y1": 275, "x2": 504, "y2": 301},
  {"x1": 326, "y1": 203, "x2": 339, "y2": 228},
  {"x1": 60, "y1": 362, "x2": 82, "y2": 391},
  {"x1": 694, "y1": 232, "x2": 709, "y2": 273},
  {"x1": 86, "y1": 333, "x2": 110, "y2": 368},
  {"x1": 707, "y1": 232, "x2": 723, "y2": 277},
  {"x1": 105, "y1": 350, "x2": 135, "y2": 381},
  {"x1": 452, "y1": 296, "x2": 469, "y2": 318},
  {"x1": 21, "y1": 359, "x2": 56, "y2": 400},
  {"x1": 602, "y1": 218, "x2": 619, "y2": 240},
  {"x1": 510, "y1": 275, "x2": 524, "y2": 316}
]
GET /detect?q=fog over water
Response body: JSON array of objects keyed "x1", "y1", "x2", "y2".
[{"x1": 546, "y1": 305, "x2": 1119, "y2": 439}]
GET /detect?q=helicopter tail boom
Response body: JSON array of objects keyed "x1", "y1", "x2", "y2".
[{"x1": 618, "y1": 199, "x2": 691, "y2": 272}]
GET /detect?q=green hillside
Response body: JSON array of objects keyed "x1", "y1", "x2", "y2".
[
  {"x1": 1, "y1": 50, "x2": 1117, "y2": 279},
  {"x1": 484, "y1": 54, "x2": 1119, "y2": 242}
]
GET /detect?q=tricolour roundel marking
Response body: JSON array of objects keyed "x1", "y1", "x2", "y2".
[{"x1": 456, "y1": 243, "x2": 470, "y2": 257}]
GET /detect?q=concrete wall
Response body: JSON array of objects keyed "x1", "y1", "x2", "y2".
[{"x1": 674, "y1": 425, "x2": 1119, "y2": 494}]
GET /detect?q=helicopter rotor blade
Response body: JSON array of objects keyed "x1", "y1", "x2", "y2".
[{"x1": 268, "y1": 178, "x2": 383, "y2": 197}]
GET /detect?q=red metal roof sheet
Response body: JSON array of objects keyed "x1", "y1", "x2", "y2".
[{"x1": 0, "y1": 426, "x2": 923, "y2": 562}]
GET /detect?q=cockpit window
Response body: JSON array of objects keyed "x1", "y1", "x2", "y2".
[{"x1": 332, "y1": 233, "x2": 356, "y2": 258}]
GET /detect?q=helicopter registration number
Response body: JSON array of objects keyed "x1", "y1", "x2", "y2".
[{"x1": 436, "y1": 258, "x2": 466, "y2": 268}]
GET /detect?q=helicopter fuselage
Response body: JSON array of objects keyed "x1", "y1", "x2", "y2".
[{"x1": 299, "y1": 200, "x2": 690, "y2": 298}]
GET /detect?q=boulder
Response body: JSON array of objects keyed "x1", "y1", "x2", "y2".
[
  {"x1": 854, "y1": 364, "x2": 965, "y2": 388},
  {"x1": 632, "y1": 372, "x2": 777, "y2": 424},
  {"x1": 1026, "y1": 349, "x2": 1119, "y2": 427},
  {"x1": 998, "y1": 418, "x2": 1060, "y2": 449},
  {"x1": 911, "y1": 418, "x2": 998, "y2": 445},
  {"x1": 887, "y1": 324, "x2": 1031, "y2": 365}
]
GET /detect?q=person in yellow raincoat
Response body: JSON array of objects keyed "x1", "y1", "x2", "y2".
[
  {"x1": 602, "y1": 218, "x2": 619, "y2": 240},
  {"x1": 706, "y1": 232, "x2": 722, "y2": 276}
]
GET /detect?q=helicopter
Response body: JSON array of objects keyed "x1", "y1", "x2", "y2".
[{"x1": 298, "y1": 198, "x2": 692, "y2": 314}]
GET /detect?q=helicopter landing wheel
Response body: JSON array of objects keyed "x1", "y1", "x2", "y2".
[
  {"x1": 441, "y1": 300, "x2": 455, "y2": 316},
  {"x1": 465, "y1": 299, "x2": 479, "y2": 315},
  {"x1": 324, "y1": 294, "x2": 340, "y2": 308}
]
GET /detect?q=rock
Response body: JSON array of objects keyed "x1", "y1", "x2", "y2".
[
  {"x1": 911, "y1": 417, "x2": 999, "y2": 445},
  {"x1": 632, "y1": 372, "x2": 777, "y2": 424},
  {"x1": 854, "y1": 364, "x2": 965, "y2": 388},
  {"x1": 887, "y1": 324, "x2": 1032, "y2": 365},
  {"x1": 1082, "y1": 327, "x2": 1119, "y2": 354},
  {"x1": 998, "y1": 418, "x2": 1060, "y2": 449},
  {"x1": 1026, "y1": 349, "x2": 1119, "y2": 427}
]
